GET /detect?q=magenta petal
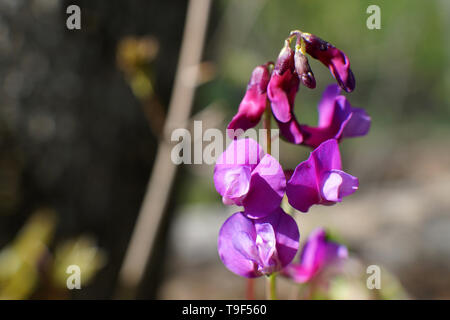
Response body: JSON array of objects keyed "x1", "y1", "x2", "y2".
[
  {"x1": 218, "y1": 209, "x2": 299, "y2": 278},
  {"x1": 243, "y1": 154, "x2": 286, "y2": 218},
  {"x1": 227, "y1": 65, "x2": 270, "y2": 134},
  {"x1": 267, "y1": 70, "x2": 299, "y2": 123},
  {"x1": 276, "y1": 114, "x2": 304, "y2": 144},
  {"x1": 321, "y1": 169, "x2": 359, "y2": 202},
  {"x1": 303, "y1": 34, "x2": 355, "y2": 92},
  {"x1": 328, "y1": 48, "x2": 355, "y2": 93}
]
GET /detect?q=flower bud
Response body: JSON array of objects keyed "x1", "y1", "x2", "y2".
[
  {"x1": 274, "y1": 40, "x2": 295, "y2": 75},
  {"x1": 227, "y1": 64, "x2": 271, "y2": 134},
  {"x1": 294, "y1": 48, "x2": 316, "y2": 89},
  {"x1": 302, "y1": 33, "x2": 355, "y2": 92}
]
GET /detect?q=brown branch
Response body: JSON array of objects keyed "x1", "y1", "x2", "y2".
[{"x1": 116, "y1": 0, "x2": 212, "y2": 298}]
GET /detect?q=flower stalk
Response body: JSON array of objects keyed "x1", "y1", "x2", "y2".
[
  {"x1": 266, "y1": 273, "x2": 277, "y2": 300},
  {"x1": 263, "y1": 101, "x2": 272, "y2": 155}
]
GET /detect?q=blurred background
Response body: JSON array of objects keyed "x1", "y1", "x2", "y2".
[{"x1": 0, "y1": 0, "x2": 449, "y2": 299}]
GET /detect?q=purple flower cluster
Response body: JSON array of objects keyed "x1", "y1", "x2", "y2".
[{"x1": 214, "y1": 30, "x2": 370, "y2": 282}]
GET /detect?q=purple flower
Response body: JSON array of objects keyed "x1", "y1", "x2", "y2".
[
  {"x1": 218, "y1": 208, "x2": 300, "y2": 278},
  {"x1": 300, "y1": 84, "x2": 371, "y2": 148},
  {"x1": 214, "y1": 138, "x2": 286, "y2": 219},
  {"x1": 267, "y1": 41, "x2": 300, "y2": 124},
  {"x1": 283, "y1": 228, "x2": 348, "y2": 283},
  {"x1": 303, "y1": 33, "x2": 355, "y2": 93},
  {"x1": 286, "y1": 139, "x2": 358, "y2": 213},
  {"x1": 228, "y1": 64, "x2": 271, "y2": 133}
]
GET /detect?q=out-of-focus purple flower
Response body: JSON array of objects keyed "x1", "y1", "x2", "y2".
[
  {"x1": 283, "y1": 227, "x2": 348, "y2": 283},
  {"x1": 267, "y1": 41, "x2": 300, "y2": 124},
  {"x1": 228, "y1": 64, "x2": 271, "y2": 134},
  {"x1": 303, "y1": 33, "x2": 355, "y2": 93},
  {"x1": 218, "y1": 208, "x2": 300, "y2": 278},
  {"x1": 286, "y1": 139, "x2": 358, "y2": 213},
  {"x1": 300, "y1": 84, "x2": 371, "y2": 148},
  {"x1": 214, "y1": 138, "x2": 286, "y2": 219}
]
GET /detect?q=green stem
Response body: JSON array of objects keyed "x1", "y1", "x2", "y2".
[
  {"x1": 266, "y1": 273, "x2": 277, "y2": 300},
  {"x1": 263, "y1": 101, "x2": 271, "y2": 155}
]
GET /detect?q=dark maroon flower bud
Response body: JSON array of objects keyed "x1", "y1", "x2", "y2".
[
  {"x1": 274, "y1": 40, "x2": 295, "y2": 75},
  {"x1": 294, "y1": 48, "x2": 316, "y2": 89},
  {"x1": 227, "y1": 63, "x2": 271, "y2": 134},
  {"x1": 302, "y1": 33, "x2": 355, "y2": 92}
]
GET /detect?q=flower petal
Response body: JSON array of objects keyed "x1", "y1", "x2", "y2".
[
  {"x1": 267, "y1": 70, "x2": 299, "y2": 123},
  {"x1": 258, "y1": 208, "x2": 300, "y2": 269},
  {"x1": 341, "y1": 107, "x2": 371, "y2": 138},
  {"x1": 214, "y1": 138, "x2": 264, "y2": 206},
  {"x1": 287, "y1": 139, "x2": 356, "y2": 212},
  {"x1": 303, "y1": 34, "x2": 355, "y2": 92},
  {"x1": 218, "y1": 212, "x2": 259, "y2": 278},
  {"x1": 227, "y1": 65, "x2": 270, "y2": 134},
  {"x1": 243, "y1": 154, "x2": 286, "y2": 218},
  {"x1": 283, "y1": 227, "x2": 348, "y2": 283},
  {"x1": 286, "y1": 157, "x2": 320, "y2": 213},
  {"x1": 276, "y1": 114, "x2": 304, "y2": 144},
  {"x1": 321, "y1": 169, "x2": 359, "y2": 202},
  {"x1": 218, "y1": 208, "x2": 299, "y2": 278},
  {"x1": 317, "y1": 84, "x2": 342, "y2": 128}
]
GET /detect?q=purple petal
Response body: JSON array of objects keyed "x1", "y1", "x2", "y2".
[
  {"x1": 215, "y1": 138, "x2": 263, "y2": 168},
  {"x1": 214, "y1": 138, "x2": 264, "y2": 206},
  {"x1": 254, "y1": 222, "x2": 278, "y2": 274},
  {"x1": 341, "y1": 107, "x2": 371, "y2": 138},
  {"x1": 218, "y1": 212, "x2": 259, "y2": 278},
  {"x1": 258, "y1": 208, "x2": 300, "y2": 270},
  {"x1": 243, "y1": 154, "x2": 286, "y2": 219},
  {"x1": 221, "y1": 166, "x2": 252, "y2": 205},
  {"x1": 286, "y1": 157, "x2": 320, "y2": 213},
  {"x1": 286, "y1": 139, "x2": 357, "y2": 212},
  {"x1": 218, "y1": 209, "x2": 299, "y2": 278},
  {"x1": 311, "y1": 139, "x2": 342, "y2": 174},
  {"x1": 321, "y1": 169, "x2": 359, "y2": 202},
  {"x1": 284, "y1": 227, "x2": 348, "y2": 283},
  {"x1": 301, "y1": 91, "x2": 370, "y2": 148},
  {"x1": 317, "y1": 84, "x2": 342, "y2": 128}
]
